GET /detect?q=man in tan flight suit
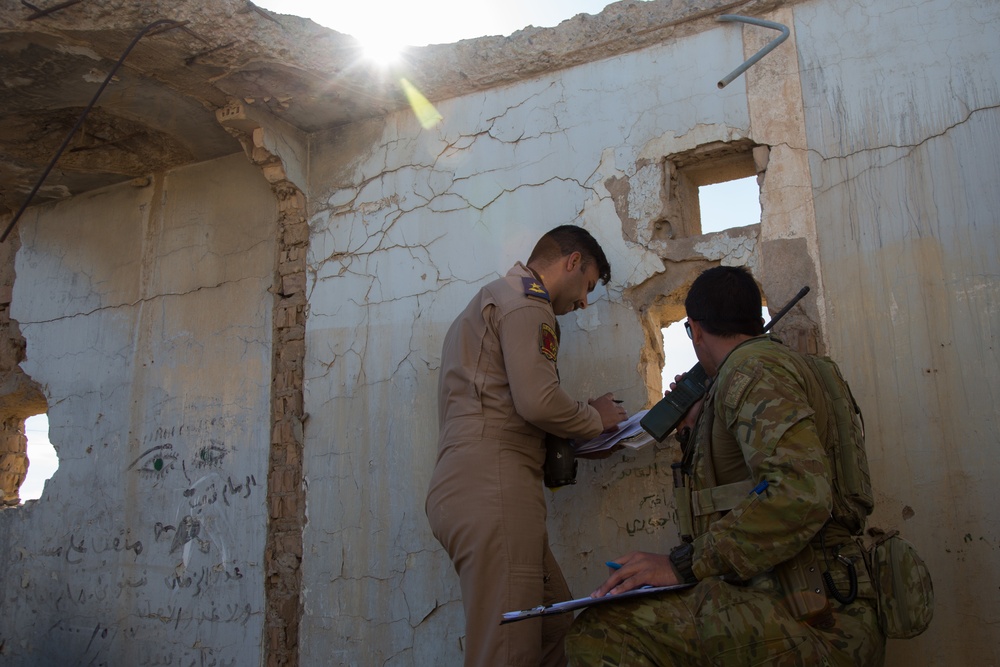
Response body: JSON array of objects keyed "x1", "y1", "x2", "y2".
[{"x1": 426, "y1": 225, "x2": 625, "y2": 667}]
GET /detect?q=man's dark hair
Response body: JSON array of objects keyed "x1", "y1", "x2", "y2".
[
  {"x1": 685, "y1": 265, "x2": 765, "y2": 337},
  {"x1": 528, "y1": 224, "x2": 611, "y2": 285}
]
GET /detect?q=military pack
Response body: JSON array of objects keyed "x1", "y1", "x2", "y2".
[
  {"x1": 807, "y1": 356, "x2": 934, "y2": 636},
  {"x1": 865, "y1": 528, "x2": 935, "y2": 638},
  {"x1": 802, "y1": 354, "x2": 874, "y2": 534}
]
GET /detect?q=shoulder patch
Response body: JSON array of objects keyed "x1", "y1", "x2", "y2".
[
  {"x1": 522, "y1": 276, "x2": 550, "y2": 302},
  {"x1": 539, "y1": 323, "x2": 559, "y2": 362},
  {"x1": 724, "y1": 369, "x2": 754, "y2": 410}
]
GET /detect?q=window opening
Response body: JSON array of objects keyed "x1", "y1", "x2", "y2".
[
  {"x1": 660, "y1": 139, "x2": 762, "y2": 239},
  {"x1": 660, "y1": 320, "x2": 699, "y2": 392},
  {"x1": 20, "y1": 413, "x2": 56, "y2": 502},
  {"x1": 699, "y1": 176, "x2": 761, "y2": 233},
  {"x1": 661, "y1": 306, "x2": 770, "y2": 395}
]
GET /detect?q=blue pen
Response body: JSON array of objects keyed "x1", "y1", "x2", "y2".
[
  {"x1": 750, "y1": 480, "x2": 769, "y2": 495},
  {"x1": 605, "y1": 561, "x2": 622, "y2": 570}
]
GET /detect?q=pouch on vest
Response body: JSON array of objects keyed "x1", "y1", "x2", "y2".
[{"x1": 864, "y1": 529, "x2": 934, "y2": 638}]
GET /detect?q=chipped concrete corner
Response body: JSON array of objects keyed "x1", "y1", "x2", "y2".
[{"x1": 0, "y1": 0, "x2": 998, "y2": 666}]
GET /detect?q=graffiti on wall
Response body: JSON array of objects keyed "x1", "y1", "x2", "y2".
[
  {"x1": 611, "y1": 454, "x2": 678, "y2": 537},
  {"x1": 7, "y1": 417, "x2": 265, "y2": 664}
]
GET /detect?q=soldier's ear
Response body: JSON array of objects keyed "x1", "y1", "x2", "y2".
[{"x1": 565, "y1": 251, "x2": 582, "y2": 272}]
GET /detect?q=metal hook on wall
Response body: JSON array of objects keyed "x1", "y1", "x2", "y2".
[{"x1": 716, "y1": 14, "x2": 790, "y2": 89}]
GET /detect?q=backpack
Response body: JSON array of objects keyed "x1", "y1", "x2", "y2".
[
  {"x1": 805, "y1": 355, "x2": 933, "y2": 637},
  {"x1": 802, "y1": 354, "x2": 874, "y2": 534}
]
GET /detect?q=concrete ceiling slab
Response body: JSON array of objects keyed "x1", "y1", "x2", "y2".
[{"x1": 0, "y1": 0, "x2": 778, "y2": 219}]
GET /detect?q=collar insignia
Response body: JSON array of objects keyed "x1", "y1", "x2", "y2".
[{"x1": 522, "y1": 276, "x2": 550, "y2": 301}]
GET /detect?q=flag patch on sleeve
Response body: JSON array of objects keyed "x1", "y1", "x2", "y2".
[
  {"x1": 539, "y1": 323, "x2": 559, "y2": 362},
  {"x1": 725, "y1": 370, "x2": 754, "y2": 410}
]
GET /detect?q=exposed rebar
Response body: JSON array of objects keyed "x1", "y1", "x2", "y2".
[
  {"x1": 716, "y1": 14, "x2": 790, "y2": 89},
  {"x1": 20, "y1": 0, "x2": 85, "y2": 21},
  {"x1": 1, "y1": 19, "x2": 184, "y2": 243}
]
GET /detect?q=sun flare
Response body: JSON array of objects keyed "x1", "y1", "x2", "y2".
[{"x1": 358, "y1": 33, "x2": 404, "y2": 66}]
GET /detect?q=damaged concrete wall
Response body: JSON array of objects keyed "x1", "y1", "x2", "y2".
[
  {"x1": 300, "y1": 0, "x2": 998, "y2": 665},
  {"x1": 794, "y1": 0, "x2": 1000, "y2": 662},
  {"x1": 298, "y1": 16, "x2": 765, "y2": 667},
  {"x1": 0, "y1": 153, "x2": 276, "y2": 665},
  {"x1": 0, "y1": 0, "x2": 996, "y2": 665}
]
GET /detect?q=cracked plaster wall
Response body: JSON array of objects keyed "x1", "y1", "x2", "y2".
[
  {"x1": 0, "y1": 0, "x2": 997, "y2": 665},
  {"x1": 299, "y1": 23, "x2": 762, "y2": 666},
  {"x1": 301, "y1": 1, "x2": 999, "y2": 664},
  {"x1": 0, "y1": 153, "x2": 276, "y2": 665},
  {"x1": 793, "y1": 0, "x2": 1000, "y2": 662}
]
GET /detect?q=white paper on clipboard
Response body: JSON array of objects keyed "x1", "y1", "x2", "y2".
[{"x1": 500, "y1": 582, "x2": 696, "y2": 624}]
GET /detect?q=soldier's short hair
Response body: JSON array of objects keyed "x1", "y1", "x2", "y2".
[
  {"x1": 528, "y1": 224, "x2": 611, "y2": 285},
  {"x1": 685, "y1": 266, "x2": 764, "y2": 337}
]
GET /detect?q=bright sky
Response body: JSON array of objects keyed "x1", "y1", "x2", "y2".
[
  {"x1": 20, "y1": 414, "x2": 56, "y2": 502},
  {"x1": 254, "y1": 0, "x2": 615, "y2": 60}
]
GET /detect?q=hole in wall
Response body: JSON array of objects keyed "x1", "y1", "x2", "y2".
[
  {"x1": 659, "y1": 138, "x2": 762, "y2": 239},
  {"x1": 660, "y1": 320, "x2": 699, "y2": 392},
  {"x1": 20, "y1": 413, "x2": 56, "y2": 502},
  {"x1": 699, "y1": 176, "x2": 761, "y2": 233},
  {"x1": 659, "y1": 305, "x2": 770, "y2": 395}
]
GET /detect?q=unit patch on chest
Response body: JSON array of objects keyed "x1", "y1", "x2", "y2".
[{"x1": 539, "y1": 323, "x2": 559, "y2": 362}]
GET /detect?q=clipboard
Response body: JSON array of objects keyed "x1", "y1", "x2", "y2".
[{"x1": 500, "y1": 582, "x2": 696, "y2": 624}]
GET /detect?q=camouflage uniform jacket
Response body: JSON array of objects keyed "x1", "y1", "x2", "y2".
[{"x1": 685, "y1": 335, "x2": 846, "y2": 582}]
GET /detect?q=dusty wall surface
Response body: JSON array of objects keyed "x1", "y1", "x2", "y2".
[
  {"x1": 301, "y1": 0, "x2": 999, "y2": 665},
  {"x1": 299, "y1": 21, "x2": 762, "y2": 666},
  {"x1": 0, "y1": 153, "x2": 276, "y2": 665},
  {"x1": 795, "y1": 0, "x2": 1000, "y2": 662},
  {"x1": 0, "y1": 0, "x2": 996, "y2": 665}
]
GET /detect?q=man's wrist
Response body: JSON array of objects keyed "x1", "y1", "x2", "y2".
[{"x1": 669, "y1": 543, "x2": 698, "y2": 584}]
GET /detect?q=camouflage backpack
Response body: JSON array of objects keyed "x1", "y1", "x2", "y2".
[
  {"x1": 806, "y1": 355, "x2": 933, "y2": 638},
  {"x1": 801, "y1": 354, "x2": 874, "y2": 534}
]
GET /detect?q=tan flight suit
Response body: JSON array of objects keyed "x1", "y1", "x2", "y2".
[{"x1": 426, "y1": 262, "x2": 603, "y2": 667}]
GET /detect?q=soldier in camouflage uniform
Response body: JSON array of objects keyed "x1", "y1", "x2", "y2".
[{"x1": 566, "y1": 266, "x2": 885, "y2": 666}]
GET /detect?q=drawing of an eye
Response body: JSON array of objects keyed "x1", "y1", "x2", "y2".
[
  {"x1": 196, "y1": 442, "x2": 226, "y2": 467},
  {"x1": 128, "y1": 444, "x2": 179, "y2": 479}
]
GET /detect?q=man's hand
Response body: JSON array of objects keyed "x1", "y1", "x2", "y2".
[
  {"x1": 589, "y1": 393, "x2": 627, "y2": 432},
  {"x1": 590, "y1": 551, "x2": 682, "y2": 598}
]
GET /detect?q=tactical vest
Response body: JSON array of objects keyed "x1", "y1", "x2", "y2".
[{"x1": 673, "y1": 339, "x2": 874, "y2": 543}]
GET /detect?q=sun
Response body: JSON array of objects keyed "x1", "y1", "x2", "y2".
[{"x1": 357, "y1": 32, "x2": 405, "y2": 67}]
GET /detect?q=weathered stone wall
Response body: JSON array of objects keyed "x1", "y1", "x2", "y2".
[
  {"x1": 795, "y1": 0, "x2": 1000, "y2": 662},
  {"x1": 0, "y1": 153, "x2": 276, "y2": 665}
]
